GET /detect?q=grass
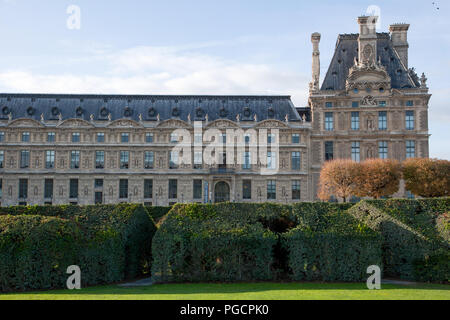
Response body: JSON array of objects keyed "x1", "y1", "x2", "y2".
[{"x1": 1, "y1": 282, "x2": 449, "y2": 300}]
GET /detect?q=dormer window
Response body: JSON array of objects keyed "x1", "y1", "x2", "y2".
[
  {"x1": 353, "y1": 88, "x2": 359, "y2": 94},
  {"x1": 379, "y1": 87, "x2": 385, "y2": 93}
]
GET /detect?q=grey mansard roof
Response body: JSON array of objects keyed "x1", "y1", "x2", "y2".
[
  {"x1": 321, "y1": 33, "x2": 420, "y2": 91},
  {"x1": 0, "y1": 94, "x2": 303, "y2": 123}
]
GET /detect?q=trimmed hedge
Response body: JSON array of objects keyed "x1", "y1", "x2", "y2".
[
  {"x1": 0, "y1": 204, "x2": 156, "y2": 292},
  {"x1": 146, "y1": 206, "x2": 172, "y2": 225},
  {"x1": 348, "y1": 198, "x2": 450, "y2": 282}
]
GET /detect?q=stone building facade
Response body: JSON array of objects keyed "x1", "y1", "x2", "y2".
[{"x1": 0, "y1": 16, "x2": 430, "y2": 206}]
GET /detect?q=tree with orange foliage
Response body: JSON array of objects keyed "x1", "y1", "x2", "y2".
[
  {"x1": 354, "y1": 159, "x2": 402, "y2": 199},
  {"x1": 403, "y1": 158, "x2": 450, "y2": 198},
  {"x1": 318, "y1": 159, "x2": 360, "y2": 202}
]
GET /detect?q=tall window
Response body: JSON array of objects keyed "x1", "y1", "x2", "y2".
[
  {"x1": 351, "y1": 142, "x2": 360, "y2": 162},
  {"x1": 406, "y1": 111, "x2": 415, "y2": 130},
  {"x1": 169, "y1": 180, "x2": 177, "y2": 199},
  {"x1": 94, "y1": 179, "x2": 104, "y2": 188},
  {"x1": 193, "y1": 180, "x2": 202, "y2": 199},
  {"x1": 325, "y1": 102, "x2": 333, "y2": 108},
  {"x1": 0, "y1": 150, "x2": 4, "y2": 168},
  {"x1": 325, "y1": 141, "x2": 334, "y2": 161},
  {"x1": 72, "y1": 132, "x2": 80, "y2": 143},
  {"x1": 96, "y1": 151, "x2": 105, "y2": 169},
  {"x1": 267, "y1": 152, "x2": 277, "y2": 170},
  {"x1": 120, "y1": 151, "x2": 129, "y2": 169},
  {"x1": 20, "y1": 150, "x2": 30, "y2": 168},
  {"x1": 0, "y1": 179, "x2": 2, "y2": 198},
  {"x1": 22, "y1": 132, "x2": 30, "y2": 142},
  {"x1": 292, "y1": 134, "x2": 300, "y2": 144},
  {"x1": 47, "y1": 132, "x2": 55, "y2": 142},
  {"x1": 44, "y1": 179, "x2": 53, "y2": 199},
  {"x1": 352, "y1": 101, "x2": 359, "y2": 108},
  {"x1": 121, "y1": 133, "x2": 129, "y2": 143},
  {"x1": 69, "y1": 179, "x2": 78, "y2": 199},
  {"x1": 194, "y1": 151, "x2": 203, "y2": 169},
  {"x1": 119, "y1": 179, "x2": 128, "y2": 199},
  {"x1": 406, "y1": 141, "x2": 415, "y2": 158},
  {"x1": 267, "y1": 180, "x2": 276, "y2": 200},
  {"x1": 146, "y1": 133, "x2": 154, "y2": 143},
  {"x1": 169, "y1": 151, "x2": 179, "y2": 169},
  {"x1": 267, "y1": 133, "x2": 276, "y2": 144},
  {"x1": 71, "y1": 151, "x2": 80, "y2": 169},
  {"x1": 379, "y1": 141, "x2": 388, "y2": 159},
  {"x1": 97, "y1": 132, "x2": 105, "y2": 143},
  {"x1": 170, "y1": 133, "x2": 178, "y2": 143},
  {"x1": 243, "y1": 152, "x2": 251, "y2": 169},
  {"x1": 0, "y1": 132, "x2": 4, "y2": 142},
  {"x1": 291, "y1": 152, "x2": 301, "y2": 170},
  {"x1": 194, "y1": 133, "x2": 202, "y2": 144},
  {"x1": 243, "y1": 180, "x2": 252, "y2": 200},
  {"x1": 406, "y1": 100, "x2": 414, "y2": 107},
  {"x1": 144, "y1": 179, "x2": 153, "y2": 199},
  {"x1": 144, "y1": 151, "x2": 154, "y2": 169},
  {"x1": 378, "y1": 111, "x2": 387, "y2": 130},
  {"x1": 325, "y1": 112, "x2": 333, "y2": 131},
  {"x1": 292, "y1": 180, "x2": 301, "y2": 200},
  {"x1": 45, "y1": 150, "x2": 55, "y2": 169},
  {"x1": 19, "y1": 179, "x2": 28, "y2": 199},
  {"x1": 220, "y1": 133, "x2": 227, "y2": 144},
  {"x1": 351, "y1": 112, "x2": 360, "y2": 130}
]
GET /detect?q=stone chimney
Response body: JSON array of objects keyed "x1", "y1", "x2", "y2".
[
  {"x1": 310, "y1": 32, "x2": 321, "y2": 91},
  {"x1": 357, "y1": 16, "x2": 378, "y2": 67},
  {"x1": 389, "y1": 23, "x2": 410, "y2": 68}
]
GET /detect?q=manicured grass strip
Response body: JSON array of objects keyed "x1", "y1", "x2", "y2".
[{"x1": 0, "y1": 282, "x2": 449, "y2": 300}]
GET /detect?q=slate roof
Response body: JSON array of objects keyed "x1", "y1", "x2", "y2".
[
  {"x1": 321, "y1": 33, "x2": 420, "y2": 91},
  {"x1": 0, "y1": 94, "x2": 303, "y2": 123}
]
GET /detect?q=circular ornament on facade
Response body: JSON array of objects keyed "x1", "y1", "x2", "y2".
[
  {"x1": 243, "y1": 107, "x2": 251, "y2": 118},
  {"x1": 124, "y1": 107, "x2": 133, "y2": 117},
  {"x1": 172, "y1": 107, "x2": 180, "y2": 117},
  {"x1": 148, "y1": 107, "x2": 157, "y2": 117},
  {"x1": 219, "y1": 108, "x2": 228, "y2": 118},
  {"x1": 76, "y1": 107, "x2": 84, "y2": 116},
  {"x1": 2, "y1": 106, "x2": 10, "y2": 115},
  {"x1": 100, "y1": 107, "x2": 109, "y2": 117},
  {"x1": 51, "y1": 107, "x2": 60, "y2": 116},
  {"x1": 27, "y1": 107, "x2": 35, "y2": 116},
  {"x1": 196, "y1": 108, "x2": 204, "y2": 118}
]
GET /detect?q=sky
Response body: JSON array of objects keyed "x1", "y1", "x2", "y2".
[{"x1": 0, "y1": 0, "x2": 448, "y2": 159}]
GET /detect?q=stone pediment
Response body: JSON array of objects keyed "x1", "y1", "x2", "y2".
[
  {"x1": 346, "y1": 63, "x2": 391, "y2": 91},
  {"x1": 58, "y1": 118, "x2": 94, "y2": 128},
  {"x1": 157, "y1": 119, "x2": 192, "y2": 129},
  {"x1": 206, "y1": 119, "x2": 240, "y2": 129},
  {"x1": 254, "y1": 119, "x2": 289, "y2": 129},
  {"x1": 7, "y1": 118, "x2": 43, "y2": 128},
  {"x1": 107, "y1": 119, "x2": 143, "y2": 128}
]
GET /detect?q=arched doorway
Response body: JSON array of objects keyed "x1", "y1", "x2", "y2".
[{"x1": 214, "y1": 181, "x2": 230, "y2": 203}]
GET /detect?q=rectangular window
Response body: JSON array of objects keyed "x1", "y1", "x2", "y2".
[
  {"x1": 351, "y1": 112, "x2": 360, "y2": 130},
  {"x1": 243, "y1": 152, "x2": 251, "y2": 169},
  {"x1": 379, "y1": 141, "x2": 388, "y2": 159},
  {"x1": 94, "y1": 179, "x2": 103, "y2": 188},
  {"x1": 325, "y1": 102, "x2": 333, "y2": 108},
  {"x1": 96, "y1": 151, "x2": 105, "y2": 169},
  {"x1": 97, "y1": 132, "x2": 105, "y2": 143},
  {"x1": 194, "y1": 133, "x2": 202, "y2": 144},
  {"x1": 406, "y1": 100, "x2": 414, "y2": 107},
  {"x1": 144, "y1": 151, "x2": 154, "y2": 169},
  {"x1": 194, "y1": 151, "x2": 203, "y2": 169},
  {"x1": 120, "y1": 151, "x2": 129, "y2": 169},
  {"x1": 119, "y1": 179, "x2": 128, "y2": 199},
  {"x1": 351, "y1": 142, "x2": 360, "y2": 162},
  {"x1": 267, "y1": 152, "x2": 277, "y2": 170},
  {"x1": 292, "y1": 180, "x2": 301, "y2": 200},
  {"x1": 244, "y1": 134, "x2": 250, "y2": 144},
  {"x1": 20, "y1": 150, "x2": 30, "y2": 168},
  {"x1": 22, "y1": 132, "x2": 30, "y2": 142},
  {"x1": 19, "y1": 179, "x2": 28, "y2": 199},
  {"x1": 325, "y1": 141, "x2": 334, "y2": 161},
  {"x1": 267, "y1": 133, "x2": 276, "y2": 144},
  {"x1": 69, "y1": 179, "x2": 78, "y2": 199},
  {"x1": 325, "y1": 112, "x2": 333, "y2": 131},
  {"x1": 143, "y1": 133, "x2": 153, "y2": 143},
  {"x1": 144, "y1": 179, "x2": 153, "y2": 199},
  {"x1": 170, "y1": 133, "x2": 178, "y2": 143},
  {"x1": 406, "y1": 141, "x2": 415, "y2": 159},
  {"x1": 193, "y1": 180, "x2": 202, "y2": 199},
  {"x1": 95, "y1": 192, "x2": 103, "y2": 204},
  {"x1": 291, "y1": 152, "x2": 301, "y2": 170},
  {"x1": 71, "y1": 151, "x2": 80, "y2": 169},
  {"x1": 379, "y1": 101, "x2": 387, "y2": 107},
  {"x1": 406, "y1": 111, "x2": 415, "y2": 130},
  {"x1": 243, "y1": 180, "x2": 252, "y2": 200},
  {"x1": 46, "y1": 150, "x2": 55, "y2": 169},
  {"x1": 292, "y1": 134, "x2": 300, "y2": 144},
  {"x1": 220, "y1": 133, "x2": 227, "y2": 144},
  {"x1": 0, "y1": 131, "x2": 4, "y2": 142},
  {"x1": 47, "y1": 132, "x2": 55, "y2": 142},
  {"x1": 121, "y1": 133, "x2": 130, "y2": 143},
  {"x1": 0, "y1": 150, "x2": 4, "y2": 168},
  {"x1": 169, "y1": 151, "x2": 179, "y2": 169},
  {"x1": 0, "y1": 179, "x2": 2, "y2": 198},
  {"x1": 378, "y1": 111, "x2": 387, "y2": 130},
  {"x1": 72, "y1": 132, "x2": 80, "y2": 143},
  {"x1": 169, "y1": 180, "x2": 177, "y2": 199},
  {"x1": 267, "y1": 180, "x2": 276, "y2": 200},
  {"x1": 352, "y1": 101, "x2": 359, "y2": 108},
  {"x1": 44, "y1": 179, "x2": 53, "y2": 199}
]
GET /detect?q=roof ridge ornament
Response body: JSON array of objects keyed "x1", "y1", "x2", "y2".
[{"x1": 420, "y1": 73, "x2": 428, "y2": 89}]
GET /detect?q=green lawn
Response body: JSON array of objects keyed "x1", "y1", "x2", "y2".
[{"x1": 1, "y1": 282, "x2": 449, "y2": 300}]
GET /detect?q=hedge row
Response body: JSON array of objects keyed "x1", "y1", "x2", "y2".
[
  {"x1": 152, "y1": 202, "x2": 382, "y2": 282},
  {"x1": 0, "y1": 204, "x2": 156, "y2": 292},
  {"x1": 348, "y1": 199, "x2": 450, "y2": 282}
]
